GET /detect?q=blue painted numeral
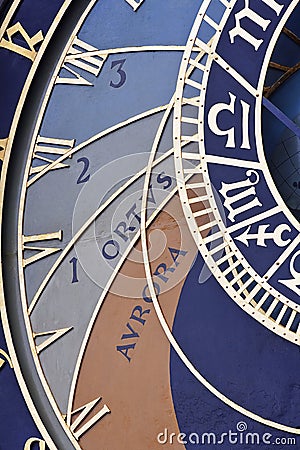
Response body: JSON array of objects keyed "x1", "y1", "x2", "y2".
[
  {"x1": 77, "y1": 157, "x2": 90, "y2": 184},
  {"x1": 69, "y1": 257, "x2": 79, "y2": 283},
  {"x1": 110, "y1": 59, "x2": 126, "y2": 88}
]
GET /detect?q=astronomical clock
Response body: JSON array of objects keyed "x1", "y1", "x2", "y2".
[{"x1": 0, "y1": 0, "x2": 300, "y2": 448}]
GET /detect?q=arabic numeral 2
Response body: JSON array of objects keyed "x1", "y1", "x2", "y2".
[
  {"x1": 110, "y1": 59, "x2": 127, "y2": 88},
  {"x1": 77, "y1": 157, "x2": 90, "y2": 184}
]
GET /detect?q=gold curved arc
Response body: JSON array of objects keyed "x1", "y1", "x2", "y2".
[
  {"x1": 66, "y1": 93, "x2": 180, "y2": 424},
  {"x1": 64, "y1": 44, "x2": 189, "y2": 61},
  {"x1": 0, "y1": 348, "x2": 13, "y2": 368},
  {"x1": 66, "y1": 161, "x2": 181, "y2": 424},
  {"x1": 0, "y1": 0, "x2": 22, "y2": 40},
  {"x1": 175, "y1": 0, "x2": 300, "y2": 343},
  {"x1": 28, "y1": 93, "x2": 198, "y2": 314},
  {"x1": 10, "y1": 1, "x2": 103, "y2": 449},
  {"x1": 27, "y1": 104, "x2": 167, "y2": 187},
  {"x1": 0, "y1": 1, "x2": 87, "y2": 449},
  {"x1": 143, "y1": 0, "x2": 300, "y2": 436},
  {"x1": 28, "y1": 141, "x2": 173, "y2": 315}
]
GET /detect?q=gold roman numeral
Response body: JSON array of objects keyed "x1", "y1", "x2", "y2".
[
  {"x1": 22, "y1": 230, "x2": 62, "y2": 267},
  {"x1": 28, "y1": 136, "x2": 75, "y2": 186},
  {"x1": 0, "y1": 349, "x2": 13, "y2": 369},
  {"x1": 123, "y1": 0, "x2": 145, "y2": 11},
  {"x1": 0, "y1": 22, "x2": 43, "y2": 61},
  {"x1": 70, "y1": 397, "x2": 110, "y2": 440},
  {"x1": 0, "y1": 138, "x2": 8, "y2": 163},
  {"x1": 56, "y1": 36, "x2": 107, "y2": 86},
  {"x1": 34, "y1": 327, "x2": 73, "y2": 354},
  {"x1": 24, "y1": 438, "x2": 46, "y2": 450}
]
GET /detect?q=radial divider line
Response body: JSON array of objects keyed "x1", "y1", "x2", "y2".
[
  {"x1": 205, "y1": 155, "x2": 262, "y2": 169},
  {"x1": 216, "y1": 250, "x2": 235, "y2": 266},
  {"x1": 276, "y1": 305, "x2": 288, "y2": 324},
  {"x1": 230, "y1": 268, "x2": 247, "y2": 286},
  {"x1": 66, "y1": 163, "x2": 202, "y2": 425},
  {"x1": 67, "y1": 11, "x2": 251, "y2": 427},
  {"x1": 213, "y1": 52, "x2": 258, "y2": 96},
  {"x1": 237, "y1": 277, "x2": 254, "y2": 296},
  {"x1": 263, "y1": 232, "x2": 300, "y2": 280},
  {"x1": 204, "y1": 206, "x2": 282, "y2": 245},
  {"x1": 286, "y1": 310, "x2": 297, "y2": 330},
  {"x1": 30, "y1": 92, "x2": 205, "y2": 429},
  {"x1": 265, "y1": 299, "x2": 278, "y2": 317}
]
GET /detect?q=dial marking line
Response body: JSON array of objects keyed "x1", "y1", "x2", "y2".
[
  {"x1": 263, "y1": 232, "x2": 300, "y2": 280},
  {"x1": 205, "y1": 154, "x2": 261, "y2": 169},
  {"x1": 27, "y1": 93, "x2": 201, "y2": 187},
  {"x1": 168, "y1": 0, "x2": 300, "y2": 432},
  {"x1": 66, "y1": 41, "x2": 207, "y2": 416},
  {"x1": 213, "y1": 52, "x2": 258, "y2": 96},
  {"x1": 27, "y1": 104, "x2": 168, "y2": 187},
  {"x1": 63, "y1": 45, "x2": 200, "y2": 61},
  {"x1": 28, "y1": 129, "x2": 199, "y2": 313},
  {"x1": 66, "y1": 94, "x2": 177, "y2": 421},
  {"x1": 66, "y1": 171, "x2": 194, "y2": 424},
  {"x1": 28, "y1": 144, "x2": 174, "y2": 315},
  {"x1": 204, "y1": 206, "x2": 282, "y2": 244},
  {"x1": 189, "y1": 33, "x2": 258, "y2": 96},
  {"x1": 29, "y1": 32, "x2": 211, "y2": 312},
  {"x1": 30, "y1": 40, "x2": 209, "y2": 420}
]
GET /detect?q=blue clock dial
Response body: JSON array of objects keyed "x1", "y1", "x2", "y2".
[{"x1": 1, "y1": 1, "x2": 300, "y2": 449}]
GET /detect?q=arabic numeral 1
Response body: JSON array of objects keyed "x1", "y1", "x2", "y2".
[{"x1": 70, "y1": 257, "x2": 79, "y2": 283}]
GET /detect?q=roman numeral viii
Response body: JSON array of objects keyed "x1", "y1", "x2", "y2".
[
  {"x1": 28, "y1": 136, "x2": 75, "y2": 186},
  {"x1": 22, "y1": 230, "x2": 62, "y2": 267},
  {"x1": 56, "y1": 36, "x2": 107, "y2": 86}
]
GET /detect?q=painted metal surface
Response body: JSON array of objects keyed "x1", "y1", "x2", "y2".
[{"x1": 0, "y1": 1, "x2": 300, "y2": 449}]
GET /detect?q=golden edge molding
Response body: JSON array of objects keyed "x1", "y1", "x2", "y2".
[
  {"x1": 175, "y1": 0, "x2": 300, "y2": 344},
  {"x1": 0, "y1": 0, "x2": 22, "y2": 166},
  {"x1": 0, "y1": 1, "x2": 87, "y2": 449},
  {"x1": 0, "y1": 0, "x2": 22, "y2": 39},
  {"x1": 15, "y1": 2, "x2": 101, "y2": 448}
]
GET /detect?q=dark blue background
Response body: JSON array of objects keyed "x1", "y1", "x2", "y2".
[
  {"x1": 0, "y1": 1, "x2": 68, "y2": 448},
  {"x1": 171, "y1": 253, "x2": 300, "y2": 449}
]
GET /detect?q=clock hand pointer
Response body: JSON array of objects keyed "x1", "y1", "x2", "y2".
[{"x1": 263, "y1": 96, "x2": 300, "y2": 139}]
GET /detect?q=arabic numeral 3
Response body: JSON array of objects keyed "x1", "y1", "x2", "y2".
[{"x1": 110, "y1": 59, "x2": 127, "y2": 88}]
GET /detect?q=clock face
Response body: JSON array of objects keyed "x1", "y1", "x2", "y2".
[{"x1": 1, "y1": 0, "x2": 300, "y2": 449}]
